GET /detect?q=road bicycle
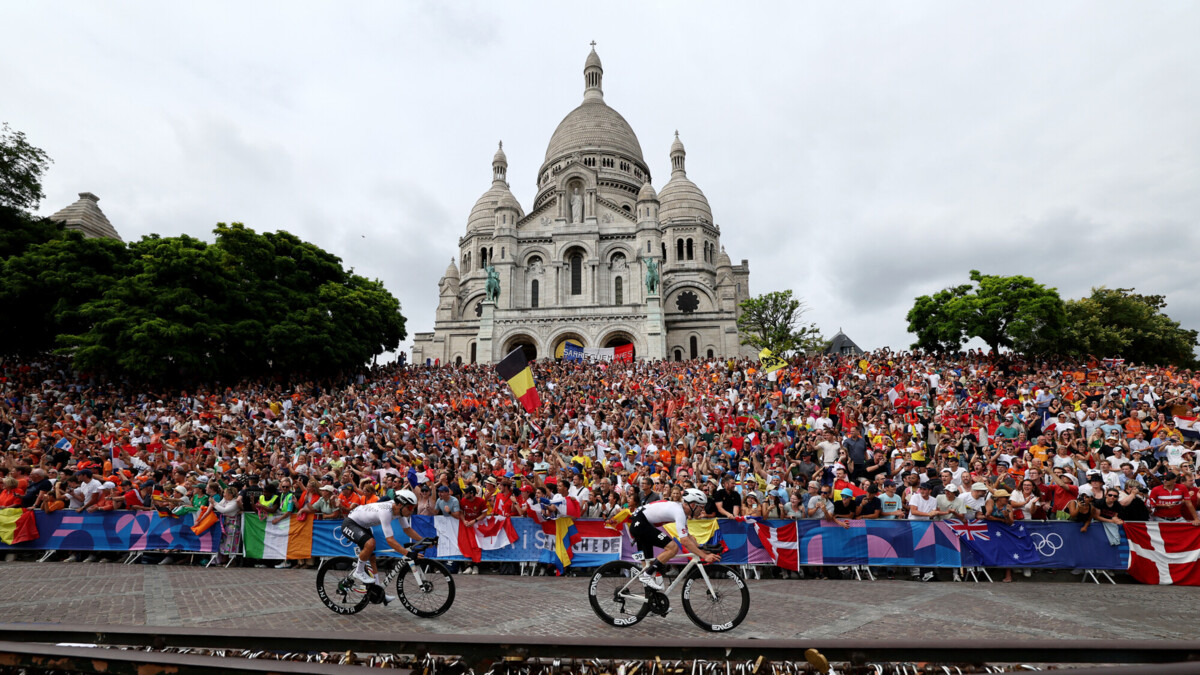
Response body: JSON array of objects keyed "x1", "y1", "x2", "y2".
[
  {"x1": 587, "y1": 544, "x2": 749, "y2": 632},
  {"x1": 316, "y1": 537, "x2": 455, "y2": 617}
]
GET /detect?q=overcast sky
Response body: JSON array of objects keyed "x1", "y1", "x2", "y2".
[{"x1": 6, "y1": 1, "x2": 1199, "y2": 357}]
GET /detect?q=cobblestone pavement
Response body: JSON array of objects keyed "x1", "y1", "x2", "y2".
[{"x1": 5, "y1": 562, "x2": 1197, "y2": 640}]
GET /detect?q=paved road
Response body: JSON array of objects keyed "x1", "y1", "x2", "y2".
[{"x1": 6, "y1": 562, "x2": 1196, "y2": 640}]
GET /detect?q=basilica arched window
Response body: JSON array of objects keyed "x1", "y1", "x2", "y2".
[
  {"x1": 570, "y1": 253, "x2": 583, "y2": 295},
  {"x1": 674, "y1": 349, "x2": 682, "y2": 362},
  {"x1": 531, "y1": 279, "x2": 539, "y2": 308},
  {"x1": 690, "y1": 336, "x2": 698, "y2": 360},
  {"x1": 686, "y1": 239, "x2": 694, "y2": 261},
  {"x1": 614, "y1": 277, "x2": 623, "y2": 306},
  {"x1": 470, "y1": 343, "x2": 477, "y2": 364},
  {"x1": 662, "y1": 243, "x2": 667, "y2": 261},
  {"x1": 676, "y1": 239, "x2": 684, "y2": 261}
]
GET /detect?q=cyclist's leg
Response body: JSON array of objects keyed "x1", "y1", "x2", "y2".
[
  {"x1": 358, "y1": 537, "x2": 375, "y2": 563},
  {"x1": 655, "y1": 538, "x2": 679, "y2": 566}
]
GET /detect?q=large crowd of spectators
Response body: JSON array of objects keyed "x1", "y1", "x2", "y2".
[{"x1": 2, "y1": 350, "x2": 1199, "y2": 576}]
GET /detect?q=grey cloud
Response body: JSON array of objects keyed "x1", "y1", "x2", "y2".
[{"x1": 7, "y1": 1, "x2": 1198, "y2": 357}]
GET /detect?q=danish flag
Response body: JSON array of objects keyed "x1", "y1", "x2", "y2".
[
  {"x1": 1126, "y1": 522, "x2": 1200, "y2": 586},
  {"x1": 755, "y1": 522, "x2": 799, "y2": 571},
  {"x1": 948, "y1": 519, "x2": 991, "y2": 541}
]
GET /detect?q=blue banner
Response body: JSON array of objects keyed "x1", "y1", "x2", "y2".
[
  {"x1": 563, "y1": 343, "x2": 584, "y2": 363},
  {"x1": 0, "y1": 512, "x2": 1132, "y2": 571},
  {"x1": 959, "y1": 521, "x2": 1129, "y2": 570},
  {"x1": 0, "y1": 511, "x2": 219, "y2": 553}
]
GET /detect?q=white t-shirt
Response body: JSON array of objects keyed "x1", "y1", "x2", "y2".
[
  {"x1": 637, "y1": 501, "x2": 689, "y2": 537},
  {"x1": 348, "y1": 501, "x2": 410, "y2": 539},
  {"x1": 569, "y1": 484, "x2": 590, "y2": 504},
  {"x1": 816, "y1": 441, "x2": 842, "y2": 466},
  {"x1": 907, "y1": 493, "x2": 938, "y2": 520},
  {"x1": 76, "y1": 479, "x2": 102, "y2": 508}
]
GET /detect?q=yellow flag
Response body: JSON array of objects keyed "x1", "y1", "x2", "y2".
[
  {"x1": 859, "y1": 359, "x2": 870, "y2": 371},
  {"x1": 664, "y1": 519, "x2": 721, "y2": 545},
  {"x1": 758, "y1": 348, "x2": 788, "y2": 374}
]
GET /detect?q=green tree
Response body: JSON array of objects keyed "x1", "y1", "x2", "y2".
[
  {"x1": 736, "y1": 290, "x2": 824, "y2": 356},
  {"x1": 0, "y1": 123, "x2": 52, "y2": 213},
  {"x1": 0, "y1": 230, "x2": 130, "y2": 355},
  {"x1": 907, "y1": 271, "x2": 1065, "y2": 355},
  {"x1": 59, "y1": 223, "x2": 407, "y2": 381},
  {"x1": 1062, "y1": 287, "x2": 1198, "y2": 367},
  {"x1": 906, "y1": 284, "x2": 971, "y2": 354}
]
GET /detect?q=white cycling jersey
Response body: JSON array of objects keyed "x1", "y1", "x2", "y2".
[
  {"x1": 348, "y1": 501, "x2": 411, "y2": 539},
  {"x1": 637, "y1": 501, "x2": 689, "y2": 538}
]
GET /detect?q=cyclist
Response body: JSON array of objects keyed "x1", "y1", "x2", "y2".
[
  {"x1": 341, "y1": 489, "x2": 421, "y2": 597},
  {"x1": 608, "y1": 487, "x2": 719, "y2": 590}
]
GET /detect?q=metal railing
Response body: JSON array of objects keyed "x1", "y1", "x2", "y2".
[{"x1": 0, "y1": 624, "x2": 1197, "y2": 674}]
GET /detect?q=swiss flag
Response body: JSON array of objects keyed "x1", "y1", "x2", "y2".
[
  {"x1": 475, "y1": 516, "x2": 519, "y2": 551},
  {"x1": 1126, "y1": 522, "x2": 1200, "y2": 586},
  {"x1": 755, "y1": 521, "x2": 799, "y2": 571}
]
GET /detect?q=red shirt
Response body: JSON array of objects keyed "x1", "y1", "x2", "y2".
[
  {"x1": 123, "y1": 489, "x2": 145, "y2": 508},
  {"x1": 1149, "y1": 484, "x2": 1189, "y2": 520},
  {"x1": 461, "y1": 495, "x2": 487, "y2": 521},
  {"x1": 1039, "y1": 483, "x2": 1078, "y2": 512}
]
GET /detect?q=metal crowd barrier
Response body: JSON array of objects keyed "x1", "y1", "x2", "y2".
[{"x1": 0, "y1": 624, "x2": 1197, "y2": 674}]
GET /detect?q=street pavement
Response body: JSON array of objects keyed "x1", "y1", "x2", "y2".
[{"x1": 5, "y1": 562, "x2": 1197, "y2": 640}]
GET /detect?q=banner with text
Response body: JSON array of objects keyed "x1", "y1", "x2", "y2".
[{"x1": 0, "y1": 511, "x2": 219, "y2": 553}]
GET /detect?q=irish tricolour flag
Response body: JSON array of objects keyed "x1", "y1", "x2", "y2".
[{"x1": 243, "y1": 515, "x2": 313, "y2": 559}]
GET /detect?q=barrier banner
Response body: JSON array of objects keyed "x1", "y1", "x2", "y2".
[
  {"x1": 747, "y1": 520, "x2": 964, "y2": 568},
  {"x1": 309, "y1": 516, "x2": 621, "y2": 566},
  {"x1": 957, "y1": 521, "x2": 1128, "y2": 570},
  {"x1": 0, "y1": 512, "x2": 1137, "y2": 574},
  {"x1": 0, "y1": 511, "x2": 219, "y2": 553}
]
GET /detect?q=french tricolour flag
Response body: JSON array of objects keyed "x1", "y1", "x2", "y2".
[{"x1": 1175, "y1": 416, "x2": 1200, "y2": 440}]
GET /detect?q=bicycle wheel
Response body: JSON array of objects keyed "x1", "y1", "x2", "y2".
[
  {"x1": 395, "y1": 558, "x2": 456, "y2": 618},
  {"x1": 316, "y1": 557, "x2": 370, "y2": 615},
  {"x1": 680, "y1": 564, "x2": 749, "y2": 632},
  {"x1": 588, "y1": 560, "x2": 652, "y2": 627}
]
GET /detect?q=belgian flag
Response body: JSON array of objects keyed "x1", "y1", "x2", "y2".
[{"x1": 496, "y1": 348, "x2": 541, "y2": 413}]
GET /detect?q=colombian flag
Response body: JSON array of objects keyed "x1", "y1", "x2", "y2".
[
  {"x1": 497, "y1": 348, "x2": 540, "y2": 414},
  {"x1": 543, "y1": 517, "x2": 582, "y2": 575}
]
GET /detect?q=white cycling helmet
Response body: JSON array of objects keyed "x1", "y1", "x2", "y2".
[
  {"x1": 682, "y1": 488, "x2": 707, "y2": 505},
  {"x1": 394, "y1": 489, "x2": 418, "y2": 506}
]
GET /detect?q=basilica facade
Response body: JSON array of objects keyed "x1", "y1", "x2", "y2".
[{"x1": 411, "y1": 48, "x2": 751, "y2": 365}]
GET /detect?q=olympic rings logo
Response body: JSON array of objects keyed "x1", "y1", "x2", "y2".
[{"x1": 1032, "y1": 532, "x2": 1063, "y2": 556}]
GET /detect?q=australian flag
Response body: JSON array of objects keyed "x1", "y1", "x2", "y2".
[{"x1": 952, "y1": 520, "x2": 1039, "y2": 566}]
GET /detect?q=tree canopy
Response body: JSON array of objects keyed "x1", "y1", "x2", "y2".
[
  {"x1": 1061, "y1": 287, "x2": 1198, "y2": 368},
  {"x1": 907, "y1": 271, "x2": 1065, "y2": 355},
  {"x1": 736, "y1": 289, "x2": 825, "y2": 356},
  {"x1": 54, "y1": 223, "x2": 407, "y2": 381},
  {"x1": 0, "y1": 122, "x2": 52, "y2": 213}
]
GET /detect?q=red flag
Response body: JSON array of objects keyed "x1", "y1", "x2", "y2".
[
  {"x1": 755, "y1": 521, "x2": 799, "y2": 571},
  {"x1": 1126, "y1": 522, "x2": 1200, "y2": 586},
  {"x1": 614, "y1": 344, "x2": 633, "y2": 363}
]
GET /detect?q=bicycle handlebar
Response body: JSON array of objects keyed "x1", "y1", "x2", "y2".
[{"x1": 408, "y1": 537, "x2": 438, "y2": 553}]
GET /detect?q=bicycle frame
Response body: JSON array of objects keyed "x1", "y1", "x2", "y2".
[
  {"x1": 612, "y1": 551, "x2": 718, "y2": 608},
  {"x1": 355, "y1": 539, "x2": 433, "y2": 589}
]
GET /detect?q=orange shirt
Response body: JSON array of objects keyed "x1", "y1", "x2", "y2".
[{"x1": 1124, "y1": 418, "x2": 1142, "y2": 439}]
